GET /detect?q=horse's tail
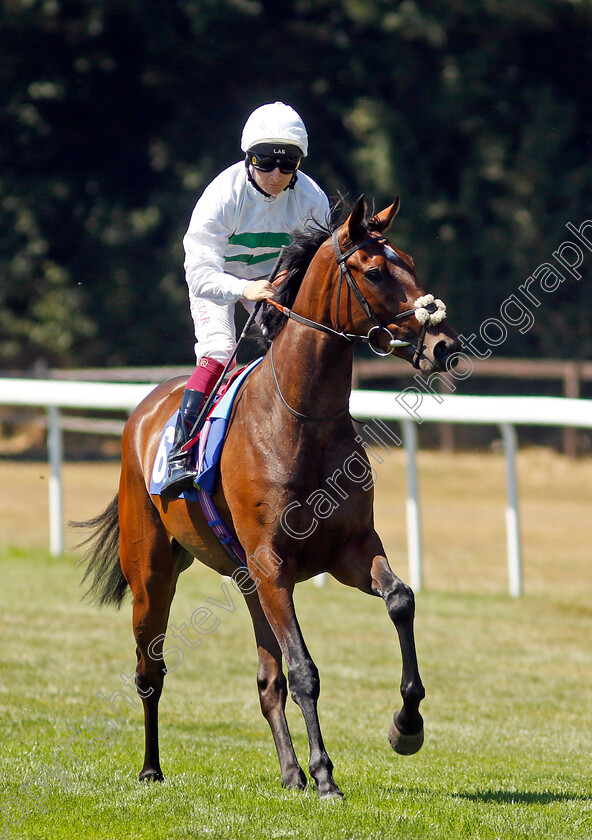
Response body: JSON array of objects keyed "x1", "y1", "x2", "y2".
[{"x1": 72, "y1": 494, "x2": 129, "y2": 609}]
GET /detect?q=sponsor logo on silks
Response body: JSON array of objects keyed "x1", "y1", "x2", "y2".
[{"x1": 273, "y1": 148, "x2": 285, "y2": 154}]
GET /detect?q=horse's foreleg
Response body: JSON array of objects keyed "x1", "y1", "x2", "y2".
[
  {"x1": 243, "y1": 592, "x2": 307, "y2": 790},
  {"x1": 371, "y1": 554, "x2": 425, "y2": 755},
  {"x1": 255, "y1": 577, "x2": 342, "y2": 799}
]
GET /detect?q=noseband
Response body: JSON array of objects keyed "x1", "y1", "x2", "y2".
[{"x1": 267, "y1": 228, "x2": 447, "y2": 369}]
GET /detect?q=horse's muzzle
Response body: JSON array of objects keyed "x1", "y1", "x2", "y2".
[{"x1": 419, "y1": 331, "x2": 462, "y2": 373}]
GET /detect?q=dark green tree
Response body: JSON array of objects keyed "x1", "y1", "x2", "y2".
[{"x1": 1, "y1": 0, "x2": 591, "y2": 367}]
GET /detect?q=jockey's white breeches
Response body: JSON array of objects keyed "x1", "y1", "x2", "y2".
[{"x1": 189, "y1": 295, "x2": 256, "y2": 364}]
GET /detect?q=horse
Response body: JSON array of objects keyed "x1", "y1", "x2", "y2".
[{"x1": 77, "y1": 195, "x2": 461, "y2": 799}]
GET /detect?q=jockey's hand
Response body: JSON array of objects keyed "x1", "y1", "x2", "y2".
[{"x1": 243, "y1": 279, "x2": 276, "y2": 302}]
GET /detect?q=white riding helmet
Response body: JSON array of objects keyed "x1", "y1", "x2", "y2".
[{"x1": 241, "y1": 102, "x2": 309, "y2": 157}]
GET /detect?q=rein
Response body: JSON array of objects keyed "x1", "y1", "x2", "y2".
[
  {"x1": 265, "y1": 227, "x2": 448, "y2": 421},
  {"x1": 266, "y1": 229, "x2": 447, "y2": 368}
]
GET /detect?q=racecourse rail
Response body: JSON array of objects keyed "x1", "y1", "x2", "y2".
[{"x1": 1, "y1": 376, "x2": 591, "y2": 597}]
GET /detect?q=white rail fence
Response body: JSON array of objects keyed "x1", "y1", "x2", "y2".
[{"x1": 1, "y1": 377, "x2": 591, "y2": 597}]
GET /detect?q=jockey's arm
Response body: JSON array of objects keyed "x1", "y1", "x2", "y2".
[{"x1": 183, "y1": 186, "x2": 249, "y2": 303}]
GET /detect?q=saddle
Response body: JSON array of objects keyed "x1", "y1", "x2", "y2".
[{"x1": 150, "y1": 357, "x2": 263, "y2": 565}]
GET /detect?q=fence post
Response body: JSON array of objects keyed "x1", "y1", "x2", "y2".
[
  {"x1": 402, "y1": 419, "x2": 422, "y2": 592},
  {"x1": 563, "y1": 362, "x2": 580, "y2": 457},
  {"x1": 500, "y1": 422, "x2": 522, "y2": 597},
  {"x1": 47, "y1": 406, "x2": 64, "y2": 556}
]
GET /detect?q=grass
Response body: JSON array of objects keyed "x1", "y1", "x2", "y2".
[{"x1": 1, "y1": 450, "x2": 592, "y2": 838}]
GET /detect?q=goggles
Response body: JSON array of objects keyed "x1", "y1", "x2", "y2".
[{"x1": 249, "y1": 151, "x2": 302, "y2": 174}]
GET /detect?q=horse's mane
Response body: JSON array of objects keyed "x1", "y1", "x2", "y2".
[
  {"x1": 259, "y1": 218, "x2": 334, "y2": 345},
  {"x1": 258, "y1": 203, "x2": 384, "y2": 345}
]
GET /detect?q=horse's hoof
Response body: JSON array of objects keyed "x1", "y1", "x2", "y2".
[
  {"x1": 139, "y1": 768, "x2": 164, "y2": 782},
  {"x1": 388, "y1": 720, "x2": 424, "y2": 755},
  {"x1": 318, "y1": 786, "x2": 344, "y2": 801},
  {"x1": 316, "y1": 777, "x2": 344, "y2": 800},
  {"x1": 281, "y1": 767, "x2": 307, "y2": 790}
]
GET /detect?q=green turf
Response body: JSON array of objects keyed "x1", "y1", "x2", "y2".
[{"x1": 1, "y1": 547, "x2": 591, "y2": 839}]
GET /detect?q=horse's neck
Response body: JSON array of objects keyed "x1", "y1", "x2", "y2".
[{"x1": 269, "y1": 320, "x2": 354, "y2": 420}]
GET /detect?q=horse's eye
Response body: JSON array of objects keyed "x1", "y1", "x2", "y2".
[{"x1": 365, "y1": 268, "x2": 383, "y2": 284}]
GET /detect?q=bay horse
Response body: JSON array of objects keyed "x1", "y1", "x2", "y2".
[{"x1": 77, "y1": 195, "x2": 460, "y2": 799}]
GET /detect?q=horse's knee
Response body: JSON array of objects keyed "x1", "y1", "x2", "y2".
[
  {"x1": 287, "y1": 659, "x2": 320, "y2": 707},
  {"x1": 257, "y1": 670, "x2": 288, "y2": 718},
  {"x1": 384, "y1": 580, "x2": 415, "y2": 624}
]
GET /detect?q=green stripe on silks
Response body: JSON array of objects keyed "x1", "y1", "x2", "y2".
[
  {"x1": 228, "y1": 231, "x2": 292, "y2": 248},
  {"x1": 225, "y1": 250, "x2": 281, "y2": 266}
]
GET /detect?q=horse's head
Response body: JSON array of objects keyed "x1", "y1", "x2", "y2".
[{"x1": 332, "y1": 195, "x2": 461, "y2": 374}]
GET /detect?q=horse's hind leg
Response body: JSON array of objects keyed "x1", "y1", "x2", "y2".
[
  {"x1": 119, "y1": 482, "x2": 181, "y2": 782},
  {"x1": 251, "y1": 566, "x2": 342, "y2": 799},
  {"x1": 243, "y1": 591, "x2": 307, "y2": 790}
]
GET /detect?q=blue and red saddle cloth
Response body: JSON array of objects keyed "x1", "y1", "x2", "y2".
[{"x1": 150, "y1": 357, "x2": 263, "y2": 566}]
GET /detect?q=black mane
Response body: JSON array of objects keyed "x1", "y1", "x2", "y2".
[
  {"x1": 257, "y1": 200, "x2": 388, "y2": 344},
  {"x1": 259, "y1": 218, "x2": 335, "y2": 344}
]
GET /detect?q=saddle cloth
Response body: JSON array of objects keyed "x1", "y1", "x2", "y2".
[{"x1": 150, "y1": 356, "x2": 263, "y2": 500}]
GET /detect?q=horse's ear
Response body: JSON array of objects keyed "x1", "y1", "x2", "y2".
[
  {"x1": 370, "y1": 196, "x2": 401, "y2": 233},
  {"x1": 343, "y1": 194, "x2": 366, "y2": 244}
]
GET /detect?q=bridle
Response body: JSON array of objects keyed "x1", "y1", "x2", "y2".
[{"x1": 266, "y1": 228, "x2": 447, "y2": 369}]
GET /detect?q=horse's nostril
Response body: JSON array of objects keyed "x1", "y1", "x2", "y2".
[{"x1": 434, "y1": 339, "x2": 457, "y2": 367}]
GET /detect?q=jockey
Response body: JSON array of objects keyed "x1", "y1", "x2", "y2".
[{"x1": 161, "y1": 101, "x2": 330, "y2": 498}]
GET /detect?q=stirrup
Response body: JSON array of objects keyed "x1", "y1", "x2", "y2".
[
  {"x1": 160, "y1": 419, "x2": 199, "y2": 500},
  {"x1": 160, "y1": 462, "x2": 198, "y2": 499},
  {"x1": 160, "y1": 388, "x2": 206, "y2": 499}
]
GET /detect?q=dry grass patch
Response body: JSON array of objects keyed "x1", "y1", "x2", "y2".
[{"x1": 1, "y1": 448, "x2": 591, "y2": 599}]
